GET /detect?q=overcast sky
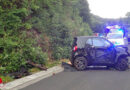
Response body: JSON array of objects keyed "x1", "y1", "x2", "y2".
[{"x1": 87, "y1": 0, "x2": 130, "y2": 18}]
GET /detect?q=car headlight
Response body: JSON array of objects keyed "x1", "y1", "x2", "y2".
[
  {"x1": 74, "y1": 52, "x2": 78, "y2": 56},
  {"x1": 115, "y1": 40, "x2": 124, "y2": 45}
]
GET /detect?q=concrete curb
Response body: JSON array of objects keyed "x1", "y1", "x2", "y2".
[{"x1": 1, "y1": 66, "x2": 64, "y2": 90}]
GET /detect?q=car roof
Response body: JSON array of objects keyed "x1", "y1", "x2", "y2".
[
  {"x1": 75, "y1": 36, "x2": 98, "y2": 38},
  {"x1": 74, "y1": 36, "x2": 101, "y2": 48},
  {"x1": 75, "y1": 36, "x2": 105, "y2": 39},
  {"x1": 74, "y1": 36, "x2": 109, "y2": 48}
]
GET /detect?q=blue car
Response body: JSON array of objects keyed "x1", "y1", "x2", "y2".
[{"x1": 70, "y1": 36, "x2": 129, "y2": 71}]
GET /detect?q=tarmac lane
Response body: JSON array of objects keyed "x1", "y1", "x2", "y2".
[{"x1": 21, "y1": 62, "x2": 130, "y2": 90}]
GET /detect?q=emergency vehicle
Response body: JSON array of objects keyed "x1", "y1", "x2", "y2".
[{"x1": 106, "y1": 25, "x2": 127, "y2": 46}]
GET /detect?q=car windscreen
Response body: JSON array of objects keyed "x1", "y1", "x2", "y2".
[
  {"x1": 107, "y1": 34, "x2": 123, "y2": 39},
  {"x1": 77, "y1": 37, "x2": 91, "y2": 48},
  {"x1": 92, "y1": 38, "x2": 111, "y2": 47}
]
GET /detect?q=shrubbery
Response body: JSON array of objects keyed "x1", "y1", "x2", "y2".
[
  {"x1": 0, "y1": 0, "x2": 48, "y2": 74},
  {"x1": 0, "y1": 0, "x2": 93, "y2": 74}
]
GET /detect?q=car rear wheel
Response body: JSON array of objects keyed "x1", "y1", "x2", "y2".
[
  {"x1": 115, "y1": 57, "x2": 128, "y2": 71},
  {"x1": 74, "y1": 57, "x2": 87, "y2": 71}
]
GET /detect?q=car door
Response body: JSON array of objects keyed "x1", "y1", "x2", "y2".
[{"x1": 91, "y1": 37, "x2": 116, "y2": 64}]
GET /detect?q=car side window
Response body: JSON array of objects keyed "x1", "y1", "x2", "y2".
[
  {"x1": 92, "y1": 38, "x2": 111, "y2": 47},
  {"x1": 86, "y1": 38, "x2": 93, "y2": 45},
  {"x1": 103, "y1": 39, "x2": 111, "y2": 47},
  {"x1": 92, "y1": 38, "x2": 104, "y2": 47}
]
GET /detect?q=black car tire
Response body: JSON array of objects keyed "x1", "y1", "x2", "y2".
[
  {"x1": 74, "y1": 57, "x2": 87, "y2": 71},
  {"x1": 106, "y1": 66, "x2": 111, "y2": 69},
  {"x1": 115, "y1": 57, "x2": 128, "y2": 71}
]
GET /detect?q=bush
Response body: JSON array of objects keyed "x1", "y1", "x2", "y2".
[
  {"x1": 52, "y1": 46, "x2": 72, "y2": 60},
  {"x1": 52, "y1": 47, "x2": 63, "y2": 60},
  {"x1": 0, "y1": 75, "x2": 14, "y2": 83},
  {"x1": 28, "y1": 68, "x2": 40, "y2": 74},
  {"x1": 0, "y1": 0, "x2": 49, "y2": 74},
  {"x1": 0, "y1": 0, "x2": 93, "y2": 75},
  {"x1": 0, "y1": 45, "x2": 49, "y2": 74},
  {"x1": 24, "y1": 47, "x2": 49, "y2": 65}
]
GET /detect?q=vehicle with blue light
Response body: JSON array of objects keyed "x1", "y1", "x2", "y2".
[
  {"x1": 70, "y1": 36, "x2": 129, "y2": 71},
  {"x1": 127, "y1": 29, "x2": 130, "y2": 43},
  {"x1": 106, "y1": 25, "x2": 125, "y2": 35},
  {"x1": 106, "y1": 33, "x2": 125, "y2": 46},
  {"x1": 106, "y1": 25, "x2": 127, "y2": 46}
]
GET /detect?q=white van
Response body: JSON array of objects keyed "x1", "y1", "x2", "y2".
[{"x1": 106, "y1": 33, "x2": 126, "y2": 46}]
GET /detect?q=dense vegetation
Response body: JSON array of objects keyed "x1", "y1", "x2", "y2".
[
  {"x1": 0, "y1": 0, "x2": 93, "y2": 74},
  {"x1": 91, "y1": 12, "x2": 130, "y2": 33}
]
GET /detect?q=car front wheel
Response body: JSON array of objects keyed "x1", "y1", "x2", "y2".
[
  {"x1": 74, "y1": 57, "x2": 87, "y2": 71},
  {"x1": 115, "y1": 57, "x2": 128, "y2": 71}
]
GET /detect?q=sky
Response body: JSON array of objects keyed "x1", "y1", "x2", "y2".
[{"x1": 87, "y1": 0, "x2": 130, "y2": 19}]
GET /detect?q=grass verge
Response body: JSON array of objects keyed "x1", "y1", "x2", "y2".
[
  {"x1": 45, "y1": 59, "x2": 69, "y2": 68},
  {"x1": 0, "y1": 59, "x2": 69, "y2": 83},
  {"x1": 0, "y1": 75, "x2": 14, "y2": 83},
  {"x1": 28, "y1": 68, "x2": 41, "y2": 74}
]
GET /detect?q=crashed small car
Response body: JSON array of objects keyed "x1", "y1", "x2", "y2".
[{"x1": 70, "y1": 36, "x2": 129, "y2": 71}]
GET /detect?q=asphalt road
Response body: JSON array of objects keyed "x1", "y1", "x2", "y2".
[
  {"x1": 21, "y1": 43, "x2": 130, "y2": 90},
  {"x1": 21, "y1": 63, "x2": 130, "y2": 90}
]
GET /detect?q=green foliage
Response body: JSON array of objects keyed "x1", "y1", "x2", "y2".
[
  {"x1": 0, "y1": 75, "x2": 14, "y2": 83},
  {"x1": 0, "y1": 0, "x2": 93, "y2": 74},
  {"x1": 28, "y1": 68, "x2": 40, "y2": 74},
  {"x1": 0, "y1": 0, "x2": 48, "y2": 74},
  {"x1": 90, "y1": 14, "x2": 106, "y2": 33},
  {"x1": 24, "y1": 47, "x2": 48, "y2": 65},
  {"x1": 31, "y1": 0, "x2": 93, "y2": 60},
  {"x1": 52, "y1": 46, "x2": 71, "y2": 60}
]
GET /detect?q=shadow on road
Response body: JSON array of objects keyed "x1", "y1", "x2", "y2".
[
  {"x1": 61, "y1": 62, "x2": 115, "y2": 72},
  {"x1": 61, "y1": 62, "x2": 77, "y2": 72}
]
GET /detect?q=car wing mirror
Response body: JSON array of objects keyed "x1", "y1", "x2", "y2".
[
  {"x1": 124, "y1": 37, "x2": 127, "y2": 39},
  {"x1": 91, "y1": 45, "x2": 95, "y2": 48},
  {"x1": 90, "y1": 45, "x2": 95, "y2": 48}
]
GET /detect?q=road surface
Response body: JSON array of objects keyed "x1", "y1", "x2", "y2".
[
  {"x1": 21, "y1": 44, "x2": 130, "y2": 90},
  {"x1": 21, "y1": 63, "x2": 130, "y2": 90}
]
